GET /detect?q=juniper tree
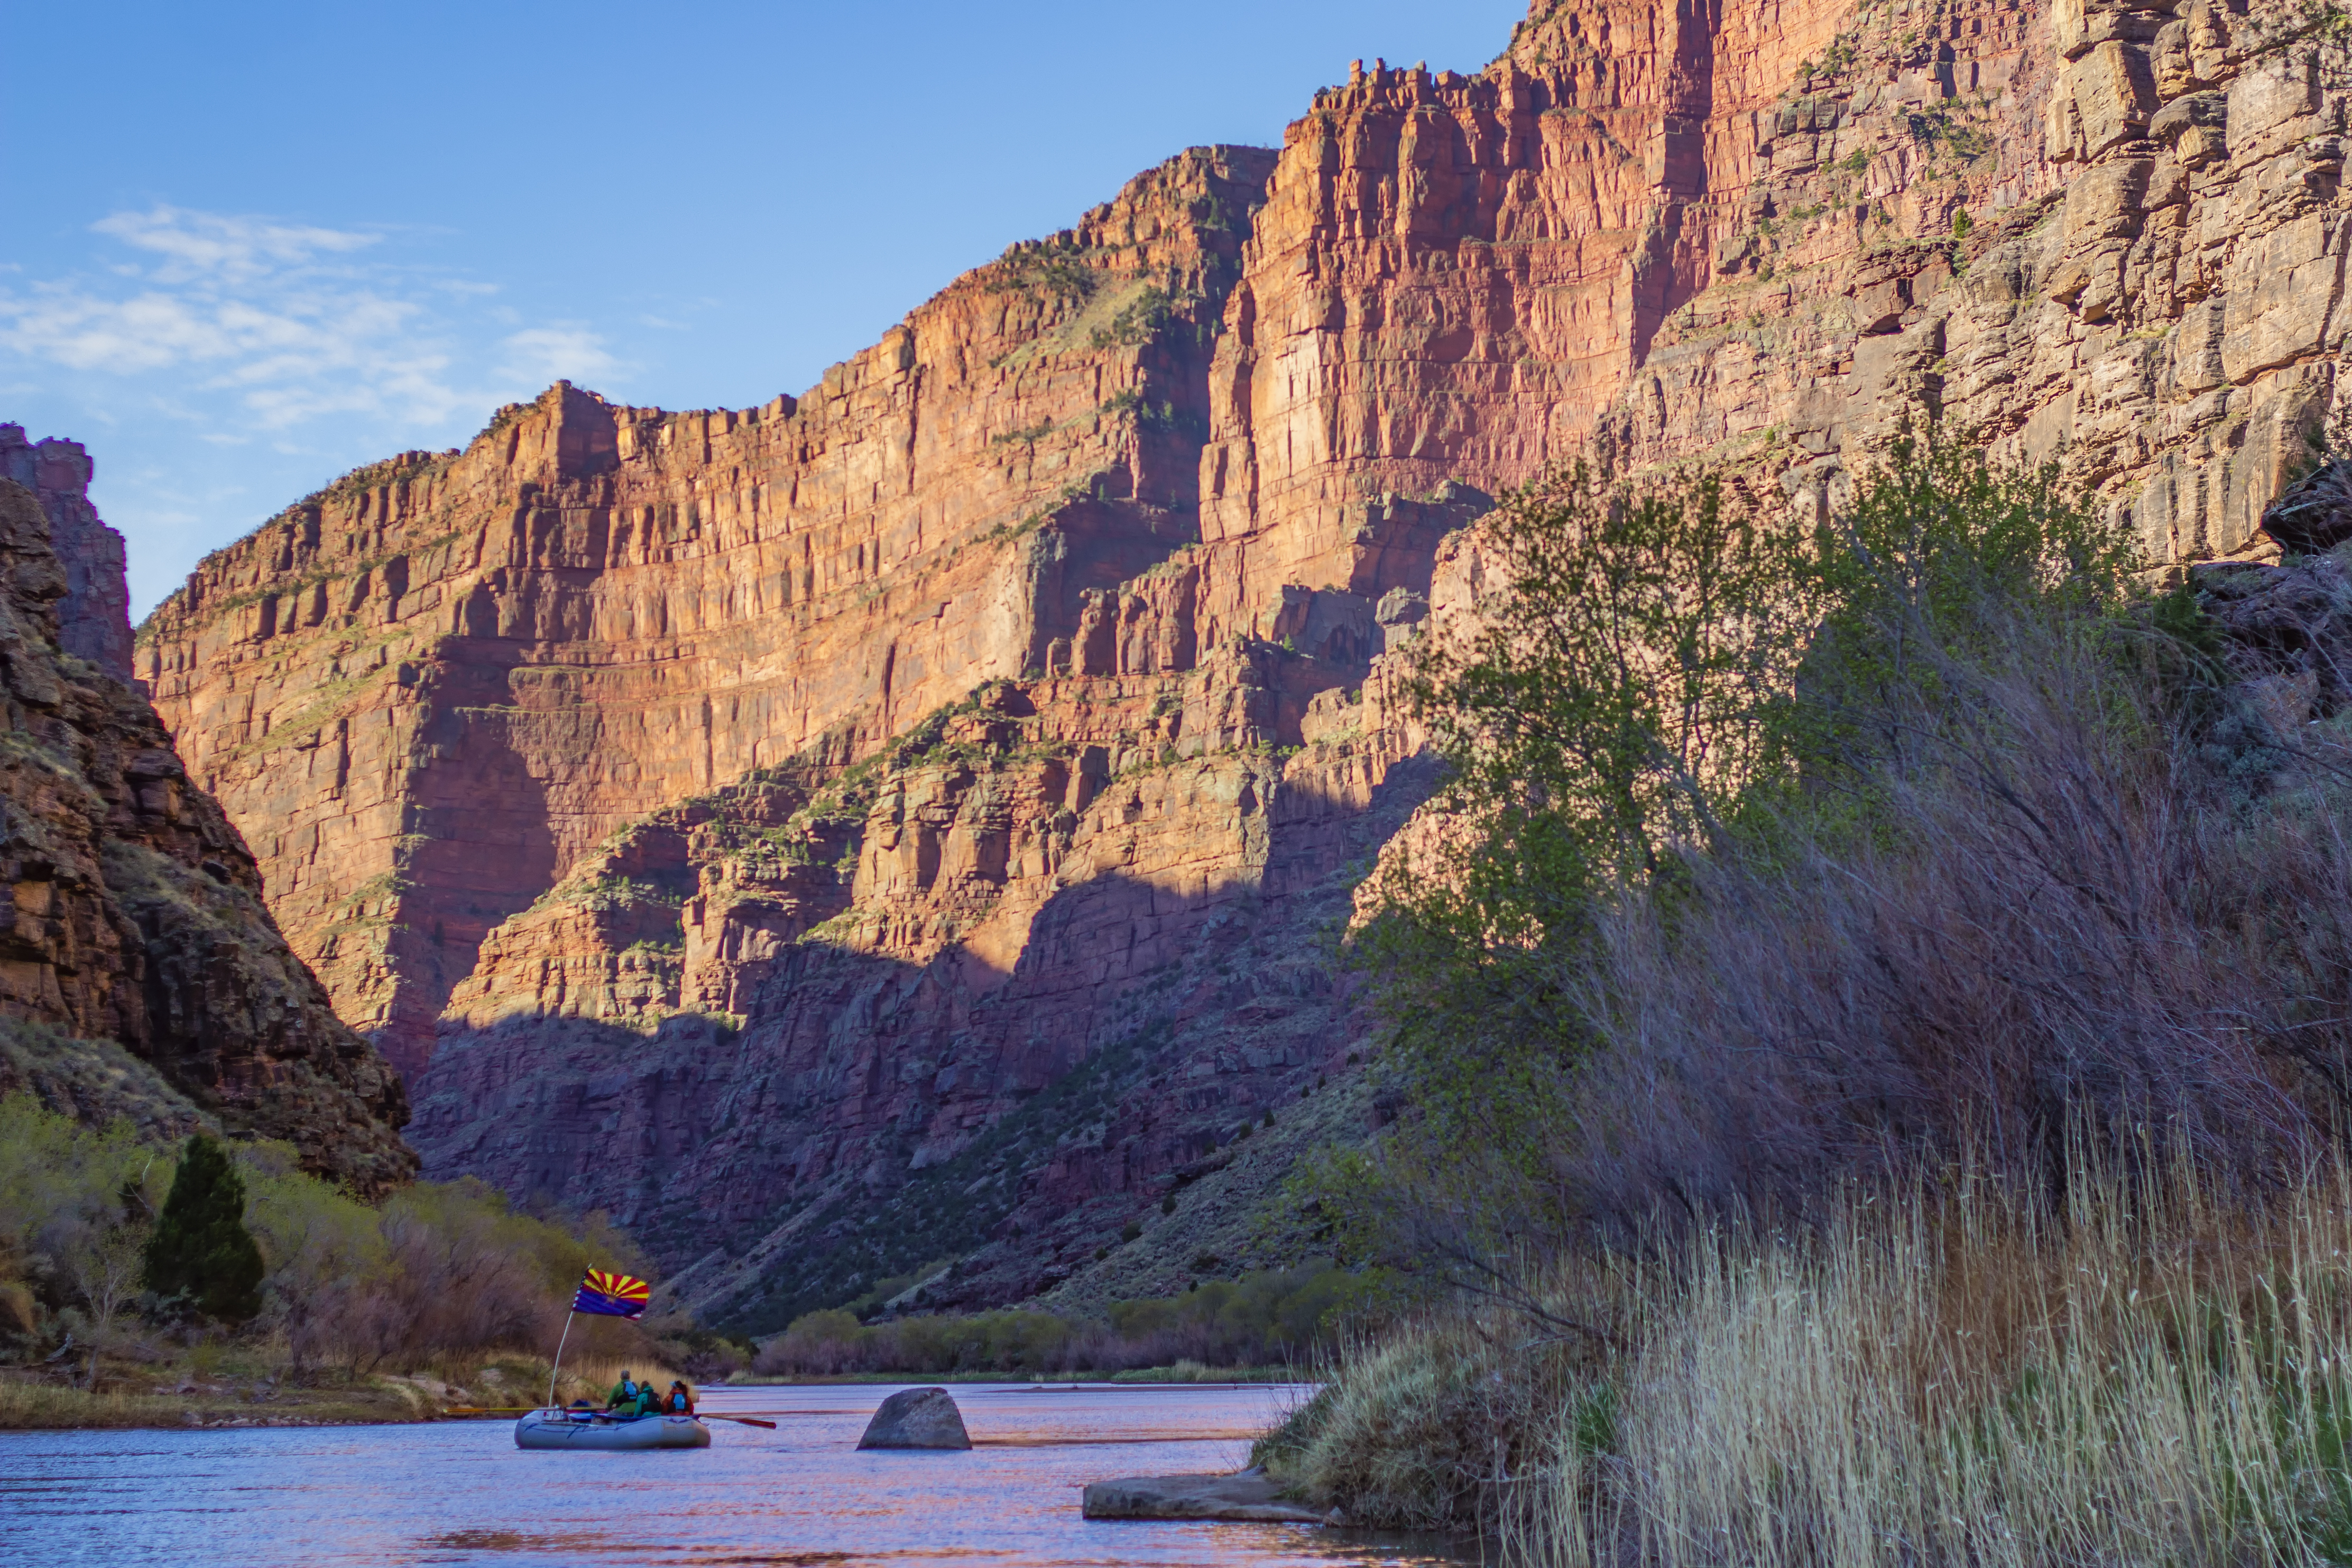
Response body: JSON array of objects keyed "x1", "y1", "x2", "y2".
[{"x1": 142, "y1": 1134, "x2": 265, "y2": 1324}]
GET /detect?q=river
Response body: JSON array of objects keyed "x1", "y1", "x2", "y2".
[{"x1": 0, "y1": 1381, "x2": 1465, "y2": 1566}]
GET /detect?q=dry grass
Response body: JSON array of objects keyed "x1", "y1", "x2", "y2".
[
  {"x1": 1271, "y1": 1151, "x2": 2352, "y2": 1565},
  {"x1": 0, "y1": 1375, "x2": 426, "y2": 1429},
  {"x1": 0, "y1": 1347, "x2": 682, "y2": 1428},
  {"x1": 0, "y1": 1383, "x2": 194, "y2": 1429}
]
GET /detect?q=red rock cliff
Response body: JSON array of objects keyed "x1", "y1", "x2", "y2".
[
  {"x1": 140, "y1": 0, "x2": 2352, "y2": 1320},
  {"x1": 0, "y1": 449, "x2": 412, "y2": 1193}
]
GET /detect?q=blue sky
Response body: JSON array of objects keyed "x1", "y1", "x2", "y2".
[{"x1": 2, "y1": 1, "x2": 1526, "y2": 616}]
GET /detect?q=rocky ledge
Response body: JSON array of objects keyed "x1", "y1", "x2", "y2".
[{"x1": 1080, "y1": 1468, "x2": 1325, "y2": 1524}]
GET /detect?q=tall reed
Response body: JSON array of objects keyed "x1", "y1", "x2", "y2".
[{"x1": 1274, "y1": 1148, "x2": 2352, "y2": 1566}]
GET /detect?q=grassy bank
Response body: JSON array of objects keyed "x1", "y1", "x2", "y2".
[
  {"x1": 1267, "y1": 1152, "x2": 2352, "y2": 1565},
  {"x1": 0, "y1": 1348, "x2": 685, "y2": 1431},
  {"x1": 0, "y1": 1379, "x2": 411, "y2": 1429}
]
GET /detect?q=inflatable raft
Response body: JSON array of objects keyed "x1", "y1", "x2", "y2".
[{"x1": 513, "y1": 1408, "x2": 711, "y2": 1450}]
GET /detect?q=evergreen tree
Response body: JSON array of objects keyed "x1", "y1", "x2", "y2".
[{"x1": 142, "y1": 1135, "x2": 264, "y2": 1323}]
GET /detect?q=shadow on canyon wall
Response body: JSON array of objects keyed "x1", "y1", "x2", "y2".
[
  {"x1": 404, "y1": 751, "x2": 1440, "y2": 1330},
  {"x1": 370, "y1": 664, "x2": 566, "y2": 1081}
]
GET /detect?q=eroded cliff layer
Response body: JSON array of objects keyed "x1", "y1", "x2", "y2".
[
  {"x1": 141, "y1": 0, "x2": 2352, "y2": 1318},
  {"x1": 0, "y1": 431, "x2": 413, "y2": 1192}
]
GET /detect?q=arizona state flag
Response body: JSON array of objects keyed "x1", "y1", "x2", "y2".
[{"x1": 572, "y1": 1269, "x2": 651, "y2": 1318}]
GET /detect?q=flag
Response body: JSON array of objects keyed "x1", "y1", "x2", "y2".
[{"x1": 571, "y1": 1269, "x2": 651, "y2": 1318}]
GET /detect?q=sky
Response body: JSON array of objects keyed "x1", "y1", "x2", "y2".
[{"x1": 2, "y1": 1, "x2": 1526, "y2": 617}]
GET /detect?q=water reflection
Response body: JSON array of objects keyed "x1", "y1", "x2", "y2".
[{"x1": 0, "y1": 1382, "x2": 1464, "y2": 1567}]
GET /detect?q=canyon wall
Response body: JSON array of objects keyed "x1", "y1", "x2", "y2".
[
  {"x1": 140, "y1": 0, "x2": 2352, "y2": 1323},
  {"x1": 0, "y1": 429, "x2": 412, "y2": 1192}
]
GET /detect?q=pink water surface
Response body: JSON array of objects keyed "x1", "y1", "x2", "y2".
[{"x1": 0, "y1": 1381, "x2": 1464, "y2": 1567}]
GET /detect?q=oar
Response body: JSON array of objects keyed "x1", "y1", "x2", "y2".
[{"x1": 700, "y1": 1414, "x2": 778, "y2": 1428}]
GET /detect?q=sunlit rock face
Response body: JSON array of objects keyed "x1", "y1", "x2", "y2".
[{"x1": 140, "y1": 0, "x2": 2352, "y2": 1323}]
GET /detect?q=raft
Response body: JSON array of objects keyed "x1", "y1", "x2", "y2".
[{"x1": 513, "y1": 1408, "x2": 711, "y2": 1450}]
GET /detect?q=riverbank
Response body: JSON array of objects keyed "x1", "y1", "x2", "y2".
[
  {"x1": 0, "y1": 1377, "x2": 433, "y2": 1429},
  {"x1": 2, "y1": 1359, "x2": 1297, "y2": 1429},
  {"x1": 1264, "y1": 1156, "x2": 2352, "y2": 1563},
  {"x1": 0, "y1": 1350, "x2": 682, "y2": 1431},
  {"x1": 727, "y1": 1362, "x2": 1303, "y2": 1387}
]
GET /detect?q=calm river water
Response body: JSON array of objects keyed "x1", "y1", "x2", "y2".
[{"x1": 0, "y1": 1382, "x2": 1464, "y2": 1567}]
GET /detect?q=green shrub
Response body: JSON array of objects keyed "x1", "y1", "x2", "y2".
[{"x1": 142, "y1": 1135, "x2": 264, "y2": 1324}]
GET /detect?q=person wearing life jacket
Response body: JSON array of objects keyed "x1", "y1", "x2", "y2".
[
  {"x1": 666, "y1": 1380, "x2": 695, "y2": 1415},
  {"x1": 607, "y1": 1370, "x2": 640, "y2": 1411},
  {"x1": 634, "y1": 1379, "x2": 665, "y2": 1417}
]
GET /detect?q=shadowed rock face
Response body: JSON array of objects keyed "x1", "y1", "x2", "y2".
[
  {"x1": 0, "y1": 465, "x2": 412, "y2": 1195},
  {"x1": 139, "y1": 0, "x2": 2352, "y2": 1311},
  {"x1": 3, "y1": 427, "x2": 131, "y2": 681}
]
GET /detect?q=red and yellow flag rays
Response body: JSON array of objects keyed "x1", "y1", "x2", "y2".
[{"x1": 583, "y1": 1270, "x2": 650, "y2": 1304}]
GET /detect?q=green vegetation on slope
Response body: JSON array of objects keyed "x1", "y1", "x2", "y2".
[{"x1": 0, "y1": 1096, "x2": 738, "y2": 1426}]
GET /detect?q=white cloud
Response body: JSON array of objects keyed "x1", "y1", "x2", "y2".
[
  {"x1": 0, "y1": 204, "x2": 625, "y2": 441},
  {"x1": 91, "y1": 205, "x2": 378, "y2": 285},
  {"x1": 497, "y1": 326, "x2": 617, "y2": 387}
]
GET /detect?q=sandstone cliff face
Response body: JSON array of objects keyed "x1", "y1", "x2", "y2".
[
  {"x1": 0, "y1": 446, "x2": 412, "y2": 1193},
  {"x1": 1200, "y1": 0, "x2": 2345, "y2": 578},
  {"x1": 139, "y1": 0, "x2": 2352, "y2": 1319},
  {"x1": 138, "y1": 147, "x2": 1280, "y2": 1081}
]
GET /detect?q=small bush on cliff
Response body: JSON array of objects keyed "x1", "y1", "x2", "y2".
[{"x1": 142, "y1": 1135, "x2": 264, "y2": 1324}]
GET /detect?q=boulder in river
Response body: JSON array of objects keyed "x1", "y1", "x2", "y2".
[
  {"x1": 856, "y1": 1386, "x2": 972, "y2": 1450},
  {"x1": 1081, "y1": 1469, "x2": 1325, "y2": 1522}
]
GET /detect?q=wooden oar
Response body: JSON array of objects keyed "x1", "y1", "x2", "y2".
[{"x1": 444, "y1": 1405, "x2": 776, "y2": 1428}]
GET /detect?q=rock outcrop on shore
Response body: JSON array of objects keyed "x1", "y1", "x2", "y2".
[
  {"x1": 132, "y1": 0, "x2": 2352, "y2": 1314},
  {"x1": 0, "y1": 427, "x2": 413, "y2": 1194},
  {"x1": 1081, "y1": 1469, "x2": 1324, "y2": 1523}
]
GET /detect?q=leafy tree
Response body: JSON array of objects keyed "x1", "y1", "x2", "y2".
[
  {"x1": 1333, "y1": 430, "x2": 2130, "y2": 1285},
  {"x1": 143, "y1": 1134, "x2": 265, "y2": 1324}
]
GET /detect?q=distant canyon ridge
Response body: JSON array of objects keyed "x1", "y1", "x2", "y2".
[{"x1": 123, "y1": 0, "x2": 2348, "y2": 1327}]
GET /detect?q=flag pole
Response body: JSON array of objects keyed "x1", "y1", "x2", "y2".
[{"x1": 546, "y1": 1309, "x2": 576, "y2": 1411}]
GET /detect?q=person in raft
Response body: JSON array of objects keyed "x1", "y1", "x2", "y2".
[
  {"x1": 636, "y1": 1381, "x2": 665, "y2": 1417},
  {"x1": 607, "y1": 1370, "x2": 641, "y2": 1412},
  {"x1": 666, "y1": 1381, "x2": 695, "y2": 1415}
]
